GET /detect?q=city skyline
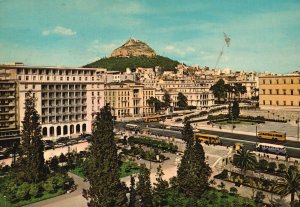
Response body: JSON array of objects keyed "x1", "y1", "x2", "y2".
[{"x1": 0, "y1": 0, "x2": 299, "y2": 73}]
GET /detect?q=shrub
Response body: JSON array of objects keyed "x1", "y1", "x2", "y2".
[
  {"x1": 43, "y1": 179, "x2": 56, "y2": 193},
  {"x1": 229, "y1": 187, "x2": 238, "y2": 195},
  {"x1": 16, "y1": 182, "x2": 30, "y2": 200},
  {"x1": 288, "y1": 165, "x2": 298, "y2": 173},
  {"x1": 257, "y1": 159, "x2": 268, "y2": 171},
  {"x1": 29, "y1": 183, "x2": 42, "y2": 198},
  {"x1": 268, "y1": 162, "x2": 277, "y2": 173},
  {"x1": 278, "y1": 163, "x2": 286, "y2": 172}
]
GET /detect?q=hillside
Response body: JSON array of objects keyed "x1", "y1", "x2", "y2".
[
  {"x1": 84, "y1": 55, "x2": 180, "y2": 72},
  {"x1": 110, "y1": 38, "x2": 156, "y2": 58}
]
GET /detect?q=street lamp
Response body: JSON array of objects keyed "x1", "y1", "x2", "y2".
[{"x1": 296, "y1": 118, "x2": 299, "y2": 141}]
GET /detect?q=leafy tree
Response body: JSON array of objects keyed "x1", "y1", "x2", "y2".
[
  {"x1": 233, "y1": 148, "x2": 257, "y2": 176},
  {"x1": 49, "y1": 156, "x2": 60, "y2": 172},
  {"x1": 84, "y1": 104, "x2": 127, "y2": 207},
  {"x1": 210, "y1": 79, "x2": 226, "y2": 102},
  {"x1": 136, "y1": 164, "x2": 153, "y2": 207},
  {"x1": 257, "y1": 159, "x2": 268, "y2": 171},
  {"x1": 274, "y1": 168, "x2": 300, "y2": 207},
  {"x1": 234, "y1": 83, "x2": 247, "y2": 99},
  {"x1": 231, "y1": 100, "x2": 240, "y2": 120},
  {"x1": 147, "y1": 96, "x2": 163, "y2": 111},
  {"x1": 17, "y1": 91, "x2": 48, "y2": 183},
  {"x1": 153, "y1": 165, "x2": 169, "y2": 207},
  {"x1": 177, "y1": 92, "x2": 188, "y2": 108},
  {"x1": 177, "y1": 122, "x2": 211, "y2": 197},
  {"x1": 162, "y1": 91, "x2": 171, "y2": 108},
  {"x1": 129, "y1": 176, "x2": 136, "y2": 207}
]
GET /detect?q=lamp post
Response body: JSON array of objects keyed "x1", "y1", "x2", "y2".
[
  {"x1": 256, "y1": 125, "x2": 258, "y2": 137},
  {"x1": 296, "y1": 117, "x2": 299, "y2": 142}
]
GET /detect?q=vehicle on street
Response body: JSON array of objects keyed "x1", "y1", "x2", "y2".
[
  {"x1": 257, "y1": 131, "x2": 286, "y2": 141},
  {"x1": 256, "y1": 142, "x2": 287, "y2": 155},
  {"x1": 143, "y1": 115, "x2": 164, "y2": 123},
  {"x1": 125, "y1": 124, "x2": 140, "y2": 132},
  {"x1": 194, "y1": 133, "x2": 221, "y2": 144}
]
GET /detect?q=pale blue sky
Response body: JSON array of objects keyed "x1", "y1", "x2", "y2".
[{"x1": 0, "y1": 0, "x2": 299, "y2": 73}]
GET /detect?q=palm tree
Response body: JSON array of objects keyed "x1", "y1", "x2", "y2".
[
  {"x1": 273, "y1": 168, "x2": 300, "y2": 207},
  {"x1": 233, "y1": 148, "x2": 257, "y2": 176}
]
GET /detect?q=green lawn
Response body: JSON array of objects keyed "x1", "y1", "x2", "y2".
[
  {"x1": 218, "y1": 120, "x2": 257, "y2": 125},
  {"x1": 70, "y1": 161, "x2": 141, "y2": 178},
  {"x1": 0, "y1": 191, "x2": 64, "y2": 207}
]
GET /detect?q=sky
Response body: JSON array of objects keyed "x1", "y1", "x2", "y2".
[{"x1": 0, "y1": 0, "x2": 299, "y2": 73}]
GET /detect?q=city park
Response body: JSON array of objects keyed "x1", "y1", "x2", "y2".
[{"x1": 0, "y1": 90, "x2": 300, "y2": 207}]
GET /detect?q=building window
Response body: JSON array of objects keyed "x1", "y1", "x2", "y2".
[
  {"x1": 25, "y1": 84, "x2": 28, "y2": 89},
  {"x1": 262, "y1": 89, "x2": 265, "y2": 95},
  {"x1": 26, "y1": 76, "x2": 29, "y2": 80},
  {"x1": 283, "y1": 101, "x2": 286, "y2": 106},
  {"x1": 67, "y1": 77, "x2": 69, "y2": 81},
  {"x1": 298, "y1": 89, "x2": 300, "y2": 95},
  {"x1": 85, "y1": 77, "x2": 88, "y2": 81},
  {"x1": 32, "y1": 84, "x2": 35, "y2": 89},
  {"x1": 33, "y1": 76, "x2": 36, "y2": 80},
  {"x1": 73, "y1": 77, "x2": 75, "y2": 81},
  {"x1": 276, "y1": 79, "x2": 279, "y2": 84},
  {"x1": 283, "y1": 79, "x2": 286, "y2": 84},
  {"x1": 291, "y1": 79, "x2": 294, "y2": 84},
  {"x1": 269, "y1": 89, "x2": 272, "y2": 94},
  {"x1": 18, "y1": 76, "x2": 22, "y2": 80},
  {"x1": 79, "y1": 77, "x2": 81, "y2": 81},
  {"x1": 291, "y1": 101, "x2": 293, "y2": 106},
  {"x1": 270, "y1": 100, "x2": 272, "y2": 105},
  {"x1": 276, "y1": 89, "x2": 279, "y2": 95},
  {"x1": 291, "y1": 90, "x2": 294, "y2": 95},
  {"x1": 263, "y1": 79, "x2": 265, "y2": 84},
  {"x1": 269, "y1": 80, "x2": 272, "y2": 84},
  {"x1": 276, "y1": 101, "x2": 279, "y2": 105},
  {"x1": 283, "y1": 89, "x2": 286, "y2": 95},
  {"x1": 60, "y1": 77, "x2": 63, "y2": 81},
  {"x1": 263, "y1": 100, "x2": 265, "y2": 105}
]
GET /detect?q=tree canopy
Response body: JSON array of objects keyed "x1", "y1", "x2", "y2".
[
  {"x1": 177, "y1": 92, "x2": 188, "y2": 108},
  {"x1": 84, "y1": 104, "x2": 127, "y2": 207}
]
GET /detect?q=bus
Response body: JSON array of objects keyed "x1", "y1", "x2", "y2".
[
  {"x1": 143, "y1": 115, "x2": 164, "y2": 123},
  {"x1": 257, "y1": 131, "x2": 286, "y2": 141},
  {"x1": 256, "y1": 143, "x2": 287, "y2": 155},
  {"x1": 125, "y1": 124, "x2": 139, "y2": 132},
  {"x1": 194, "y1": 133, "x2": 221, "y2": 144}
]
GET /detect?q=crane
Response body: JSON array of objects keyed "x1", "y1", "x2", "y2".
[{"x1": 214, "y1": 33, "x2": 231, "y2": 69}]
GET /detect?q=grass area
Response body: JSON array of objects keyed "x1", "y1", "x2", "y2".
[
  {"x1": 70, "y1": 161, "x2": 141, "y2": 178},
  {"x1": 0, "y1": 191, "x2": 64, "y2": 207},
  {"x1": 218, "y1": 120, "x2": 257, "y2": 125},
  {"x1": 165, "y1": 188, "x2": 256, "y2": 207}
]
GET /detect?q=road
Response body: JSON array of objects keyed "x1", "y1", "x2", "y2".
[{"x1": 143, "y1": 127, "x2": 300, "y2": 158}]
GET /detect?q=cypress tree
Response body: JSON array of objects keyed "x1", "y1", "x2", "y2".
[
  {"x1": 129, "y1": 176, "x2": 136, "y2": 207},
  {"x1": 177, "y1": 121, "x2": 211, "y2": 197},
  {"x1": 136, "y1": 164, "x2": 153, "y2": 207},
  {"x1": 153, "y1": 165, "x2": 169, "y2": 207},
  {"x1": 84, "y1": 104, "x2": 127, "y2": 207},
  {"x1": 18, "y1": 91, "x2": 47, "y2": 183}
]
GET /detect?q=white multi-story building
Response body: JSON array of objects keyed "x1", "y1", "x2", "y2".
[{"x1": 0, "y1": 63, "x2": 106, "y2": 141}]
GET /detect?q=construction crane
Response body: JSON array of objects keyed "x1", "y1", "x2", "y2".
[{"x1": 214, "y1": 33, "x2": 231, "y2": 69}]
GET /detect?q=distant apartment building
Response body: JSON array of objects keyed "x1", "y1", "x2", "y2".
[
  {"x1": 106, "y1": 70, "x2": 135, "y2": 83},
  {"x1": 0, "y1": 63, "x2": 106, "y2": 142},
  {"x1": 149, "y1": 78, "x2": 214, "y2": 108},
  {"x1": 104, "y1": 80, "x2": 155, "y2": 118},
  {"x1": 0, "y1": 77, "x2": 20, "y2": 146},
  {"x1": 259, "y1": 74, "x2": 300, "y2": 110}
]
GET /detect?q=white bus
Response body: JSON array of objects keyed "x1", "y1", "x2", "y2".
[
  {"x1": 256, "y1": 143, "x2": 287, "y2": 155},
  {"x1": 125, "y1": 124, "x2": 139, "y2": 132}
]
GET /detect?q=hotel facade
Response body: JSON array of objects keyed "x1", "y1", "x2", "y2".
[{"x1": 0, "y1": 63, "x2": 106, "y2": 143}]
